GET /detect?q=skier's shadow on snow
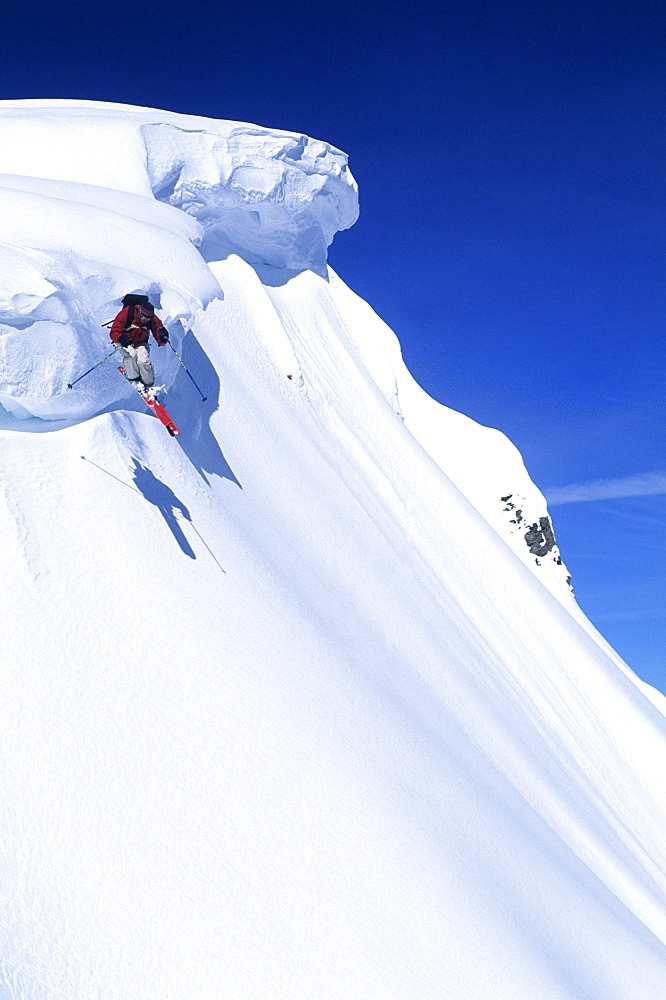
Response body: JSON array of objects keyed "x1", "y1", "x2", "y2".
[
  {"x1": 131, "y1": 459, "x2": 196, "y2": 559},
  {"x1": 166, "y1": 333, "x2": 241, "y2": 490}
]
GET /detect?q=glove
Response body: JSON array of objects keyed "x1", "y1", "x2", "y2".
[
  {"x1": 118, "y1": 333, "x2": 132, "y2": 347},
  {"x1": 160, "y1": 329, "x2": 169, "y2": 344}
]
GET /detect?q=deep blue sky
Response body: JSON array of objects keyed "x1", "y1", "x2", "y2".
[{"x1": 3, "y1": 1, "x2": 665, "y2": 691}]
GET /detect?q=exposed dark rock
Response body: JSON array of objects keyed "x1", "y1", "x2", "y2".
[
  {"x1": 499, "y1": 495, "x2": 572, "y2": 591},
  {"x1": 502, "y1": 495, "x2": 517, "y2": 514},
  {"x1": 525, "y1": 516, "x2": 557, "y2": 558}
]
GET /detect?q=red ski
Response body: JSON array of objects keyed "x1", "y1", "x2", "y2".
[
  {"x1": 141, "y1": 393, "x2": 180, "y2": 436},
  {"x1": 118, "y1": 367, "x2": 180, "y2": 436}
]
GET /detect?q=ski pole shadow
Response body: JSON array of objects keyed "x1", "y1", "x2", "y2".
[
  {"x1": 79, "y1": 455, "x2": 226, "y2": 573},
  {"x1": 130, "y1": 459, "x2": 196, "y2": 559}
]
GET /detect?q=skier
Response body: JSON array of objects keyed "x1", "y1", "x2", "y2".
[{"x1": 110, "y1": 298, "x2": 169, "y2": 394}]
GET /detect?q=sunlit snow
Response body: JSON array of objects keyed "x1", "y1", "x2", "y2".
[{"x1": 0, "y1": 100, "x2": 664, "y2": 1000}]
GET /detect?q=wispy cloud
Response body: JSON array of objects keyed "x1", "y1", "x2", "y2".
[{"x1": 545, "y1": 472, "x2": 666, "y2": 505}]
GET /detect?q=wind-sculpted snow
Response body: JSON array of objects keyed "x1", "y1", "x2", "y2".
[
  {"x1": 0, "y1": 101, "x2": 568, "y2": 588},
  {"x1": 142, "y1": 123, "x2": 358, "y2": 269},
  {"x1": 0, "y1": 99, "x2": 359, "y2": 270},
  {"x1": 0, "y1": 100, "x2": 357, "y2": 419},
  {"x1": 0, "y1": 100, "x2": 569, "y2": 591},
  {"x1": 0, "y1": 170, "x2": 221, "y2": 419},
  {"x1": 0, "y1": 101, "x2": 665, "y2": 1000}
]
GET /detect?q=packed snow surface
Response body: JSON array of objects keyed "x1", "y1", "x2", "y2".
[{"x1": 0, "y1": 100, "x2": 664, "y2": 1000}]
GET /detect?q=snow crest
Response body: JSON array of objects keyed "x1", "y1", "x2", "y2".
[
  {"x1": 0, "y1": 100, "x2": 358, "y2": 419},
  {"x1": 143, "y1": 122, "x2": 358, "y2": 269}
]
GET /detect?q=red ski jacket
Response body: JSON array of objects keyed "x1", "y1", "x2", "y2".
[{"x1": 110, "y1": 306, "x2": 167, "y2": 347}]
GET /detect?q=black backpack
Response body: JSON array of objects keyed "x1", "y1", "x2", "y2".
[{"x1": 121, "y1": 293, "x2": 151, "y2": 329}]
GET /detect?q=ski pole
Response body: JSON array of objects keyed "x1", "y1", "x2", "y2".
[
  {"x1": 168, "y1": 341, "x2": 207, "y2": 401},
  {"x1": 66, "y1": 346, "x2": 119, "y2": 389}
]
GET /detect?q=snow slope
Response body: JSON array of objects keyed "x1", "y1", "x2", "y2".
[{"x1": 0, "y1": 101, "x2": 664, "y2": 1000}]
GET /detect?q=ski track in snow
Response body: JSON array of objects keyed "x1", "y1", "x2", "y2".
[{"x1": 0, "y1": 100, "x2": 664, "y2": 1000}]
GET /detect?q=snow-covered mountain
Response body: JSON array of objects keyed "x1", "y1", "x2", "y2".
[{"x1": 0, "y1": 100, "x2": 664, "y2": 1000}]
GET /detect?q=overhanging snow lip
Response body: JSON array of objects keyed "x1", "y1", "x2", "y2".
[{"x1": 141, "y1": 120, "x2": 359, "y2": 271}]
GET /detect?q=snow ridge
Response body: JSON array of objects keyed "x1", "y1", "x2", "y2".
[{"x1": 0, "y1": 100, "x2": 664, "y2": 1000}]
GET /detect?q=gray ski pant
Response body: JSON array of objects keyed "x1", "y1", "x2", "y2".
[{"x1": 120, "y1": 343, "x2": 154, "y2": 387}]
